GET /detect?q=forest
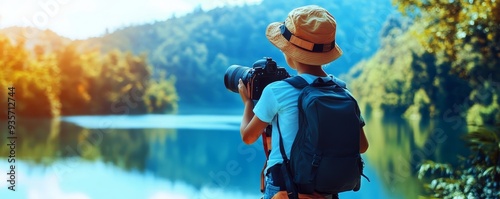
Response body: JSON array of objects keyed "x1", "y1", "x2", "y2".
[
  {"x1": 0, "y1": 28, "x2": 178, "y2": 118},
  {"x1": 1, "y1": 0, "x2": 395, "y2": 117},
  {"x1": 345, "y1": 0, "x2": 499, "y2": 125},
  {"x1": 368, "y1": 1, "x2": 498, "y2": 198}
]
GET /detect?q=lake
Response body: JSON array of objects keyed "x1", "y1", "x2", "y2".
[{"x1": 0, "y1": 112, "x2": 469, "y2": 199}]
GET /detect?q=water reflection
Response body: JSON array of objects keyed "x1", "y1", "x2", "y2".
[
  {"x1": 0, "y1": 114, "x2": 469, "y2": 199},
  {"x1": 364, "y1": 114, "x2": 468, "y2": 198},
  {"x1": 0, "y1": 116, "x2": 267, "y2": 198},
  {"x1": 0, "y1": 160, "x2": 262, "y2": 199}
]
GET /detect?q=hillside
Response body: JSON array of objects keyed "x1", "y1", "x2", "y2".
[
  {"x1": 1, "y1": 0, "x2": 397, "y2": 114},
  {"x1": 78, "y1": 0, "x2": 396, "y2": 108}
]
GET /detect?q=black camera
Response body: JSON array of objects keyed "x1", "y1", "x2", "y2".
[{"x1": 224, "y1": 57, "x2": 290, "y2": 100}]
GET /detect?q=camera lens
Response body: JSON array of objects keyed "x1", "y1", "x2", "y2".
[{"x1": 224, "y1": 65, "x2": 251, "y2": 93}]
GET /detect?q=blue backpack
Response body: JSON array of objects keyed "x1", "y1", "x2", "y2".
[{"x1": 277, "y1": 76, "x2": 369, "y2": 198}]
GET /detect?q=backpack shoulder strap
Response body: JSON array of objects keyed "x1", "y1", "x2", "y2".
[
  {"x1": 276, "y1": 115, "x2": 299, "y2": 199},
  {"x1": 332, "y1": 76, "x2": 347, "y2": 89},
  {"x1": 332, "y1": 76, "x2": 359, "y2": 105},
  {"x1": 283, "y1": 76, "x2": 309, "y2": 89},
  {"x1": 286, "y1": 75, "x2": 348, "y2": 90}
]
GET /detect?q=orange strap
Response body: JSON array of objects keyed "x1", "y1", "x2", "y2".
[
  {"x1": 260, "y1": 127, "x2": 271, "y2": 193},
  {"x1": 260, "y1": 158, "x2": 268, "y2": 193}
]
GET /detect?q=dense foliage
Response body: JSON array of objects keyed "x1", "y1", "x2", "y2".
[
  {"x1": 345, "y1": 1, "x2": 499, "y2": 125},
  {"x1": 396, "y1": 0, "x2": 500, "y2": 123},
  {"x1": 394, "y1": 0, "x2": 500, "y2": 80},
  {"x1": 418, "y1": 124, "x2": 500, "y2": 198},
  {"x1": 340, "y1": 1, "x2": 500, "y2": 198},
  {"x1": 0, "y1": 30, "x2": 178, "y2": 118},
  {"x1": 344, "y1": 18, "x2": 468, "y2": 120},
  {"x1": 389, "y1": 1, "x2": 500, "y2": 198}
]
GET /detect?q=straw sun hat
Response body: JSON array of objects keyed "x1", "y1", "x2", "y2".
[{"x1": 266, "y1": 5, "x2": 342, "y2": 66}]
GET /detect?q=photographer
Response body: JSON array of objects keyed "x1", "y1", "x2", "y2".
[{"x1": 238, "y1": 5, "x2": 369, "y2": 199}]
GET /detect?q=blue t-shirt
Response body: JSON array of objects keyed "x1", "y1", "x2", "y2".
[{"x1": 254, "y1": 73, "x2": 338, "y2": 173}]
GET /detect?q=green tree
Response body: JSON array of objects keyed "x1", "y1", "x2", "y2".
[
  {"x1": 394, "y1": 0, "x2": 500, "y2": 80},
  {"x1": 393, "y1": 1, "x2": 500, "y2": 125},
  {"x1": 0, "y1": 35, "x2": 61, "y2": 118},
  {"x1": 57, "y1": 43, "x2": 93, "y2": 115},
  {"x1": 0, "y1": 31, "x2": 178, "y2": 118},
  {"x1": 418, "y1": 124, "x2": 500, "y2": 199}
]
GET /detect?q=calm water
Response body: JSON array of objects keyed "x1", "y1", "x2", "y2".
[{"x1": 0, "y1": 113, "x2": 468, "y2": 199}]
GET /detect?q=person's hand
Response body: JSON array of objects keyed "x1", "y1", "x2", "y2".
[{"x1": 238, "y1": 79, "x2": 251, "y2": 104}]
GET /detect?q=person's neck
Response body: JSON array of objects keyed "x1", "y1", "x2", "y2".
[{"x1": 297, "y1": 65, "x2": 327, "y2": 76}]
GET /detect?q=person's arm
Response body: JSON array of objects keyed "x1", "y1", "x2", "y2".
[
  {"x1": 239, "y1": 79, "x2": 268, "y2": 144},
  {"x1": 360, "y1": 128, "x2": 369, "y2": 153}
]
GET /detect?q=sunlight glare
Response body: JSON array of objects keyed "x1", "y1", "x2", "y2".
[{"x1": 0, "y1": 0, "x2": 263, "y2": 39}]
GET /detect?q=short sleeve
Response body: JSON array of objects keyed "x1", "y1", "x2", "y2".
[
  {"x1": 345, "y1": 88, "x2": 365, "y2": 128},
  {"x1": 253, "y1": 85, "x2": 279, "y2": 124},
  {"x1": 359, "y1": 114, "x2": 365, "y2": 127},
  {"x1": 355, "y1": 102, "x2": 365, "y2": 127}
]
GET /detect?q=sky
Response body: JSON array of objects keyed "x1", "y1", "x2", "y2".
[{"x1": 0, "y1": 0, "x2": 262, "y2": 39}]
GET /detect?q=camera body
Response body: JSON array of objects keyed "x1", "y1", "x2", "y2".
[{"x1": 224, "y1": 57, "x2": 290, "y2": 100}]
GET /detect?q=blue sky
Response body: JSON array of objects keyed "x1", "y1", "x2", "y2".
[{"x1": 0, "y1": 0, "x2": 262, "y2": 39}]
